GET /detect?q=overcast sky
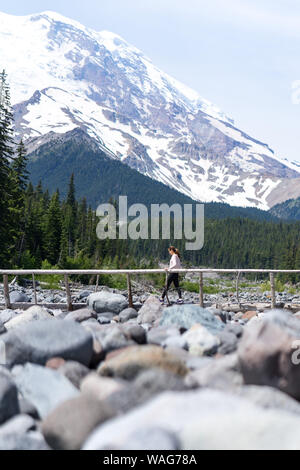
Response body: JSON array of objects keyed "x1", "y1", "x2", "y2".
[{"x1": 0, "y1": 0, "x2": 300, "y2": 163}]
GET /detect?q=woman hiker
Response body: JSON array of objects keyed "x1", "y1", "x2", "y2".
[{"x1": 160, "y1": 246, "x2": 183, "y2": 304}]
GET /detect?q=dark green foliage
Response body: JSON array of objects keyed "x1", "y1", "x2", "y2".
[
  {"x1": 270, "y1": 197, "x2": 300, "y2": 221},
  {"x1": 27, "y1": 136, "x2": 278, "y2": 222}
]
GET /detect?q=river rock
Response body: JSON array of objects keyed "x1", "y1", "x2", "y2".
[
  {"x1": 185, "y1": 353, "x2": 243, "y2": 390},
  {"x1": 81, "y1": 373, "x2": 125, "y2": 401},
  {"x1": 238, "y1": 311, "x2": 300, "y2": 400},
  {"x1": 182, "y1": 324, "x2": 220, "y2": 356},
  {"x1": 82, "y1": 388, "x2": 300, "y2": 450},
  {"x1": 217, "y1": 330, "x2": 238, "y2": 355},
  {"x1": 57, "y1": 361, "x2": 90, "y2": 389},
  {"x1": 9, "y1": 291, "x2": 30, "y2": 303},
  {"x1": 137, "y1": 296, "x2": 163, "y2": 325},
  {"x1": 119, "y1": 308, "x2": 138, "y2": 323},
  {"x1": 0, "y1": 310, "x2": 19, "y2": 325},
  {"x1": 160, "y1": 305, "x2": 225, "y2": 333},
  {"x1": 87, "y1": 292, "x2": 128, "y2": 314},
  {"x1": 64, "y1": 308, "x2": 97, "y2": 323},
  {"x1": 1, "y1": 319, "x2": 94, "y2": 367},
  {"x1": 122, "y1": 322, "x2": 147, "y2": 345},
  {"x1": 98, "y1": 345, "x2": 188, "y2": 380},
  {"x1": 4, "y1": 305, "x2": 54, "y2": 330},
  {"x1": 41, "y1": 394, "x2": 116, "y2": 450},
  {"x1": 13, "y1": 363, "x2": 79, "y2": 418},
  {"x1": 0, "y1": 370, "x2": 19, "y2": 424}
]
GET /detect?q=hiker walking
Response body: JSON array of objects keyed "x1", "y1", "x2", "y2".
[{"x1": 160, "y1": 246, "x2": 183, "y2": 304}]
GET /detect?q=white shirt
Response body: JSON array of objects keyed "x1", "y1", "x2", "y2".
[{"x1": 169, "y1": 254, "x2": 182, "y2": 271}]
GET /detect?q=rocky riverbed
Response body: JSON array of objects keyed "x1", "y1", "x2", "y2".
[{"x1": 0, "y1": 283, "x2": 300, "y2": 450}]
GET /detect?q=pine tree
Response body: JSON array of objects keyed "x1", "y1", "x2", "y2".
[{"x1": 44, "y1": 190, "x2": 62, "y2": 265}]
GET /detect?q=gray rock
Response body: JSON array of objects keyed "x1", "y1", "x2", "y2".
[
  {"x1": 58, "y1": 361, "x2": 90, "y2": 389},
  {"x1": 218, "y1": 331, "x2": 238, "y2": 355},
  {"x1": 5, "y1": 305, "x2": 54, "y2": 330},
  {"x1": 122, "y1": 322, "x2": 147, "y2": 345},
  {"x1": 137, "y1": 296, "x2": 163, "y2": 325},
  {"x1": 0, "y1": 430, "x2": 50, "y2": 450},
  {"x1": 42, "y1": 394, "x2": 116, "y2": 450},
  {"x1": 0, "y1": 309, "x2": 19, "y2": 325},
  {"x1": 100, "y1": 326, "x2": 134, "y2": 354},
  {"x1": 18, "y1": 397, "x2": 40, "y2": 419},
  {"x1": 0, "y1": 323, "x2": 6, "y2": 335},
  {"x1": 64, "y1": 308, "x2": 96, "y2": 323},
  {"x1": 13, "y1": 363, "x2": 79, "y2": 419},
  {"x1": 0, "y1": 414, "x2": 36, "y2": 435},
  {"x1": 159, "y1": 305, "x2": 225, "y2": 334},
  {"x1": 185, "y1": 353, "x2": 243, "y2": 390},
  {"x1": 2, "y1": 319, "x2": 93, "y2": 367},
  {"x1": 87, "y1": 292, "x2": 128, "y2": 314},
  {"x1": 235, "y1": 385, "x2": 300, "y2": 416},
  {"x1": 0, "y1": 370, "x2": 19, "y2": 424},
  {"x1": 78, "y1": 290, "x2": 92, "y2": 300},
  {"x1": 182, "y1": 325, "x2": 220, "y2": 356},
  {"x1": 147, "y1": 326, "x2": 181, "y2": 346},
  {"x1": 119, "y1": 308, "x2": 138, "y2": 323},
  {"x1": 105, "y1": 368, "x2": 187, "y2": 414},
  {"x1": 238, "y1": 311, "x2": 300, "y2": 400},
  {"x1": 83, "y1": 388, "x2": 300, "y2": 450},
  {"x1": 223, "y1": 322, "x2": 243, "y2": 338},
  {"x1": 97, "y1": 312, "x2": 115, "y2": 324},
  {"x1": 9, "y1": 291, "x2": 30, "y2": 303},
  {"x1": 120, "y1": 427, "x2": 179, "y2": 450}
]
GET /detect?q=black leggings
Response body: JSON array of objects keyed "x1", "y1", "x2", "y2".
[{"x1": 162, "y1": 273, "x2": 182, "y2": 299}]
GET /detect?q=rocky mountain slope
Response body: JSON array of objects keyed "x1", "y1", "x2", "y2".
[
  {"x1": 270, "y1": 197, "x2": 300, "y2": 221},
  {"x1": 2, "y1": 10, "x2": 300, "y2": 210}
]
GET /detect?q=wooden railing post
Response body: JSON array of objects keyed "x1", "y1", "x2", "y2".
[
  {"x1": 3, "y1": 275, "x2": 11, "y2": 309},
  {"x1": 270, "y1": 272, "x2": 276, "y2": 309},
  {"x1": 95, "y1": 274, "x2": 99, "y2": 292},
  {"x1": 199, "y1": 272, "x2": 204, "y2": 307},
  {"x1": 64, "y1": 274, "x2": 73, "y2": 311},
  {"x1": 127, "y1": 274, "x2": 133, "y2": 308},
  {"x1": 32, "y1": 273, "x2": 37, "y2": 305}
]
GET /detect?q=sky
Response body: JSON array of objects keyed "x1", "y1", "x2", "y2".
[{"x1": 0, "y1": 0, "x2": 300, "y2": 163}]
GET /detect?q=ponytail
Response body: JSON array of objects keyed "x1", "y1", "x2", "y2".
[{"x1": 169, "y1": 246, "x2": 181, "y2": 259}]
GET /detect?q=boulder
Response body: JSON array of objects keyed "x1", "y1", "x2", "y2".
[
  {"x1": 98, "y1": 345, "x2": 188, "y2": 380},
  {"x1": 9, "y1": 291, "x2": 30, "y2": 303},
  {"x1": 217, "y1": 331, "x2": 238, "y2": 355},
  {"x1": 82, "y1": 388, "x2": 300, "y2": 450},
  {"x1": 41, "y1": 394, "x2": 116, "y2": 450},
  {"x1": 185, "y1": 353, "x2": 243, "y2": 390},
  {"x1": 0, "y1": 370, "x2": 19, "y2": 424},
  {"x1": 87, "y1": 292, "x2": 128, "y2": 314},
  {"x1": 13, "y1": 363, "x2": 79, "y2": 419},
  {"x1": 182, "y1": 324, "x2": 220, "y2": 356},
  {"x1": 159, "y1": 304, "x2": 225, "y2": 334},
  {"x1": 119, "y1": 308, "x2": 138, "y2": 323},
  {"x1": 137, "y1": 296, "x2": 163, "y2": 325},
  {"x1": 64, "y1": 308, "x2": 97, "y2": 323},
  {"x1": 0, "y1": 310, "x2": 19, "y2": 325},
  {"x1": 238, "y1": 310, "x2": 300, "y2": 400},
  {"x1": 122, "y1": 322, "x2": 147, "y2": 345},
  {"x1": 57, "y1": 361, "x2": 90, "y2": 389},
  {"x1": 5, "y1": 305, "x2": 54, "y2": 330},
  {"x1": 2, "y1": 319, "x2": 94, "y2": 367},
  {"x1": 81, "y1": 373, "x2": 125, "y2": 401}
]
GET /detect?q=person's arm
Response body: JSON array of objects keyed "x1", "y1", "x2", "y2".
[{"x1": 169, "y1": 255, "x2": 176, "y2": 271}]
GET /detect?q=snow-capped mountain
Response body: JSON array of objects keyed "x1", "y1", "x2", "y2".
[{"x1": 1, "y1": 10, "x2": 300, "y2": 209}]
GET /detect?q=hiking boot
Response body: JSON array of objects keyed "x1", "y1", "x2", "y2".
[{"x1": 176, "y1": 298, "x2": 184, "y2": 304}]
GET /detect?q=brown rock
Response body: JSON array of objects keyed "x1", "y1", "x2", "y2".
[
  {"x1": 238, "y1": 320, "x2": 300, "y2": 400},
  {"x1": 98, "y1": 345, "x2": 188, "y2": 380},
  {"x1": 46, "y1": 358, "x2": 66, "y2": 370},
  {"x1": 41, "y1": 394, "x2": 115, "y2": 450},
  {"x1": 242, "y1": 311, "x2": 257, "y2": 320}
]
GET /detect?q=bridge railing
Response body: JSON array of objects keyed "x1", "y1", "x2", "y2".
[{"x1": 1, "y1": 269, "x2": 300, "y2": 311}]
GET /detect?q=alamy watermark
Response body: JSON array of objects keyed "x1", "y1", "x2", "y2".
[{"x1": 96, "y1": 196, "x2": 204, "y2": 251}]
